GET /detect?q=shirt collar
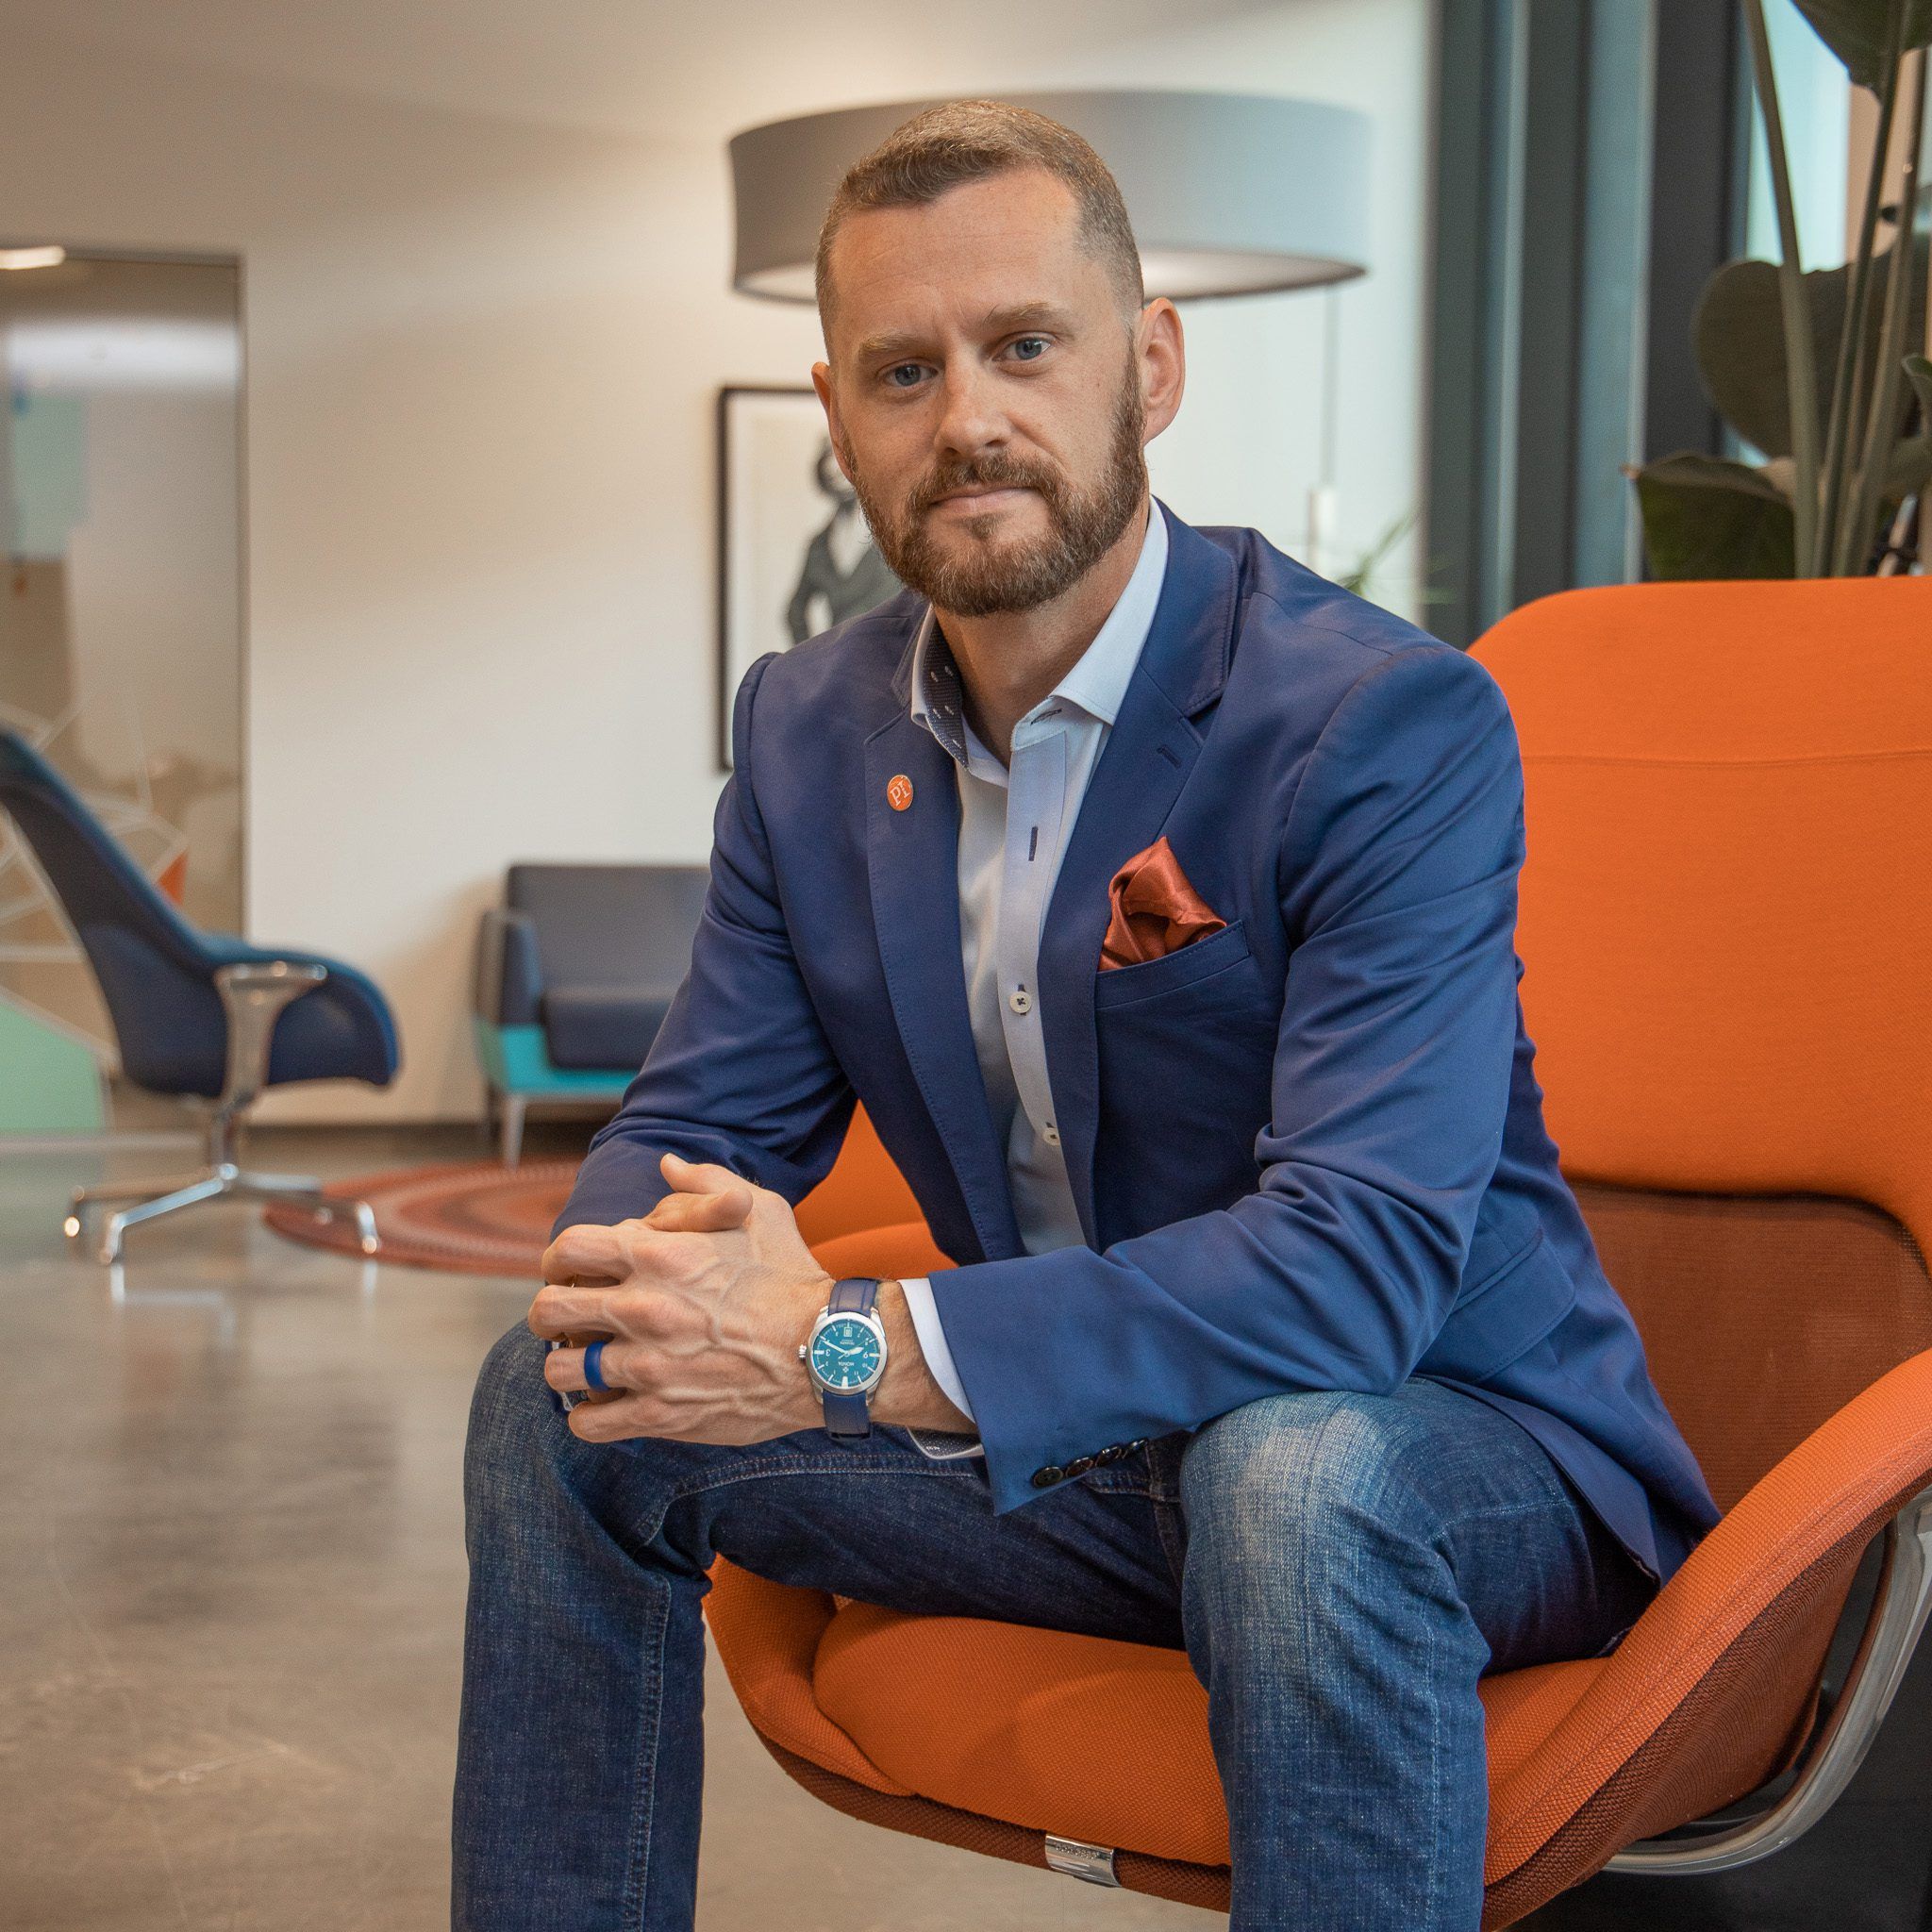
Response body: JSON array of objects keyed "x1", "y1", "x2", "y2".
[{"x1": 908, "y1": 495, "x2": 1170, "y2": 770}]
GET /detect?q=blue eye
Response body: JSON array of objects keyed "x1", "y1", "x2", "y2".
[
  {"x1": 885, "y1": 363, "x2": 924, "y2": 388},
  {"x1": 1010, "y1": 336, "x2": 1048, "y2": 360}
]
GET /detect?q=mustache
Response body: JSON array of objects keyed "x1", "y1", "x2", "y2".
[{"x1": 909, "y1": 457, "x2": 1061, "y2": 515}]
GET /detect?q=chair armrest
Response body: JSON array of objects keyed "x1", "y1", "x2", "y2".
[
  {"x1": 202, "y1": 939, "x2": 399, "y2": 1091},
  {"x1": 475, "y1": 907, "x2": 541, "y2": 1024},
  {"x1": 1485, "y1": 1345, "x2": 1932, "y2": 1893},
  {"x1": 212, "y1": 959, "x2": 328, "y2": 1115}
]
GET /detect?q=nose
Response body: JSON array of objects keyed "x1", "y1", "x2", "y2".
[{"x1": 931, "y1": 357, "x2": 1009, "y2": 470}]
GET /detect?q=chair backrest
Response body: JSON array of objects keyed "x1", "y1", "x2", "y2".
[
  {"x1": 0, "y1": 729, "x2": 229, "y2": 1092},
  {"x1": 507, "y1": 862, "x2": 709, "y2": 993},
  {"x1": 1472, "y1": 580, "x2": 1932, "y2": 1509}
]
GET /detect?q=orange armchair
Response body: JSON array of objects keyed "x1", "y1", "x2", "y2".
[{"x1": 704, "y1": 578, "x2": 1932, "y2": 1924}]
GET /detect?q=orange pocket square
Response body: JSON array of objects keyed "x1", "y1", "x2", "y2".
[{"x1": 1099, "y1": 835, "x2": 1227, "y2": 971}]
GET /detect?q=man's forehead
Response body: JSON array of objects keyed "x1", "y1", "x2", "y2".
[{"x1": 823, "y1": 173, "x2": 1100, "y2": 343}]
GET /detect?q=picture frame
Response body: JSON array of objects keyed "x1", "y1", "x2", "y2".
[{"x1": 714, "y1": 384, "x2": 906, "y2": 770}]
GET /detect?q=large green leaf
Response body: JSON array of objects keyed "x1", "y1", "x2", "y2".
[
  {"x1": 1792, "y1": 1, "x2": 1932, "y2": 89},
  {"x1": 1633, "y1": 453, "x2": 1798, "y2": 579},
  {"x1": 1888, "y1": 352, "x2": 1932, "y2": 493},
  {"x1": 1694, "y1": 239, "x2": 1925, "y2": 457},
  {"x1": 1885, "y1": 429, "x2": 1932, "y2": 495},
  {"x1": 1903, "y1": 349, "x2": 1932, "y2": 415}
]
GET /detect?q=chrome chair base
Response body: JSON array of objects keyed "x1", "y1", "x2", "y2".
[
  {"x1": 67, "y1": 1161, "x2": 379, "y2": 1266},
  {"x1": 65, "y1": 960, "x2": 383, "y2": 1268}
]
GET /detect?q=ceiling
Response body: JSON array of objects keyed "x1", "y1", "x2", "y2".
[{"x1": 0, "y1": 0, "x2": 1295, "y2": 143}]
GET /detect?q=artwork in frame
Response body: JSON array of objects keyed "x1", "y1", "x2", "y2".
[{"x1": 715, "y1": 384, "x2": 906, "y2": 770}]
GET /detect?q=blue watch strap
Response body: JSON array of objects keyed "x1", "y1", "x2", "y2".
[
  {"x1": 821, "y1": 1276, "x2": 880, "y2": 1439},
  {"x1": 829, "y1": 1276, "x2": 879, "y2": 1316}
]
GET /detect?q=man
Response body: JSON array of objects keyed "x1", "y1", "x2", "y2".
[{"x1": 455, "y1": 100, "x2": 1719, "y2": 1931}]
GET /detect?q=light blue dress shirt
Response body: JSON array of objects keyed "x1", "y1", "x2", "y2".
[{"x1": 895, "y1": 497, "x2": 1170, "y2": 1459}]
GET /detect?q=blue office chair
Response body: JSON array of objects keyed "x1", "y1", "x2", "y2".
[{"x1": 0, "y1": 730, "x2": 400, "y2": 1262}]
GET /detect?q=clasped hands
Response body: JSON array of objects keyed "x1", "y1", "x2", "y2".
[{"x1": 530, "y1": 1154, "x2": 970, "y2": 1444}]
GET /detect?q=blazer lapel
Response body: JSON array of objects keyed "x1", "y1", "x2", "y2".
[
  {"x1": 1036, "y1": 504, "x2": 1240, "y2": 1243},
  {"x1": 864, "y1": 705, "x2": 1024, "y2": 1260}
]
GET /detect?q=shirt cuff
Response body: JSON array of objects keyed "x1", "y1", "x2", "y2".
[{"x1": 896, "y1": 1274, "x2": 984, "y2": 1460}]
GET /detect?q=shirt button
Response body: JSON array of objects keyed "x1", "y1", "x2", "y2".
[
  {"x1": 1041, "y1": 1124, "x2": 1060, "y2": 1146},
  {"x1": 1008, "y1": 989, "x2": 1032, "y2": 1015}
]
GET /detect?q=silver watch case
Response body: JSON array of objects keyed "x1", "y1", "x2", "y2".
[{"x1": 798, "y1": 1302, "x2": 889, "y2": 1401}]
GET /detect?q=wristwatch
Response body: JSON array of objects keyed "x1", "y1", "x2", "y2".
[{"x1": 801, "y1": 1275, "x2": 887, "y2": 1438}]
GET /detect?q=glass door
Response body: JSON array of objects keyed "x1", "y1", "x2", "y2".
[{"x1": 0, "y1": 251, "x2": 243, "y2": 1113}]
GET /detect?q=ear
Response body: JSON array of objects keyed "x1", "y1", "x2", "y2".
[
  {"x1": 811, "y1": 362, "x2": 857, "y2": 483},
  {"x1": 1135, "y1": 299, "x2": 1186, "y2": 444}
]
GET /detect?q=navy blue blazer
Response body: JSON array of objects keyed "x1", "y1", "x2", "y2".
[{"x1": 558, "y1": 499, "x2": 1722, "y2": 1584}]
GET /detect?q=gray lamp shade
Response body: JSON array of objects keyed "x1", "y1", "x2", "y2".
[{"x1": 729, "y1": 90, "x2": 1370, "y2": 304}]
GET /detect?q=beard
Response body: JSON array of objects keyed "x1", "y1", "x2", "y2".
[{"x1": 846, "y1": 358, "x2": 1148, "y2": 618}]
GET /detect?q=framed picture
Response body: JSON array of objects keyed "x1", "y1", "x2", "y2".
[{"x1": 715, "y1": 384, "x2": 906, "y2": 770}]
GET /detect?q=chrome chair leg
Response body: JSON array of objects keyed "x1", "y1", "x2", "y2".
[
  {"x1": 231, "y1": 1170, "x2": 380, "y2": 1256},
  {"x1": 98, "y1": 1175, "x2": 229, "y2": 1265},
  {"x1": 68, "y1": 1173, "x2": 210, "y2": 1255},
  {"x1": 234, "y1": 1166, "x2": 338, "y2": 1191},
  {"x1": 68, "y1": 1172, "x2": 208, "y2": 1225},
  {"x1": 347, "y1": 1197, "x2": 379, "y2": 1255},
  {"x1": 500, "y1": 1093, "x2": 527, "y2": 1168},
  {"x1": 275, "y1": 1191, "x2": 379, "y2": 1257}
]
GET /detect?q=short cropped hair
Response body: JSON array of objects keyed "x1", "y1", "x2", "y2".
[{"x1": 814, "y1": 99, "x2": 1145, "y2": 330}]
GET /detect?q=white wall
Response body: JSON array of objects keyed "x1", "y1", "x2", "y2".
[
  {"x1": 1039, "y1": 2, "x2": 1433, "y2": 581},
  {"x1": 0, "y1": 3, "x2": 1429, "y2": 1123}
]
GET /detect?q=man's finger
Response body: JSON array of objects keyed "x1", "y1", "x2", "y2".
[
  {"x1": 659, "y1": 1151, "x2": 755, "y2": 1210},
  {"x1": 527, "y1": 1280, "x2": 633, "y2": 1339},
  {"x1": 541, "y1": 1339, "x2": 629, "y2": 1402},
  {"x1": 567, "y1": 1391, "x2": 678, "y2": 1443},
  {"x1": 643, "y1": 1189, "x2": 753, "y2": 1234},
  {"x1": 541, "y1": 1224, "x2": 628, "y2": 1286}
]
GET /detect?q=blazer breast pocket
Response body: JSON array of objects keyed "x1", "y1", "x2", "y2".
[{"x1": 1092, "y1": 918, "x2": 1254, "y2": 1011}]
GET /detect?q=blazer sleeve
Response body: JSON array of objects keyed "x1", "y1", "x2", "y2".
[
  {"x1": 549, "y1": 653, "x2": 857, "y2": 1238},
  {"x1": 926, "y1": 642, "x2": 1528, "y2": 1513}
]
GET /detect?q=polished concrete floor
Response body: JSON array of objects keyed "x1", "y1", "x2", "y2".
[{"x1": 0, "y1": 1120, "x2": 1214, "y2": 1931}]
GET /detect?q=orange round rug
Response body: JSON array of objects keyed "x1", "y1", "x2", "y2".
[{"x1": 263, "y1": 1159, "x2": 577, "y2": 1276}]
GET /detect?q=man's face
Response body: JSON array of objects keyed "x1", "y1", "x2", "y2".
[{"x1": 813, "y1": 168, "x2": 1168, "y2": 617}]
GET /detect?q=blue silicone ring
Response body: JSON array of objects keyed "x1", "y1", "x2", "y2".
[{"x1": 583, "y1": 1339, "x2": 609, "y2": 1391}]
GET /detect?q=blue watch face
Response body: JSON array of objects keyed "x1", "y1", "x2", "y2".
[{"x1": 810, "y1": 1314, "x2": 881, "y2": 1390}]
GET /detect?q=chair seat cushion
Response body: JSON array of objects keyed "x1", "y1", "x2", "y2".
[
  {"x1": 539, "y1": 986, "x2": 674, "y2": 1071},
  {"x1": 809, "y1": 1599, "x2": 1604, "y2": 1868}
]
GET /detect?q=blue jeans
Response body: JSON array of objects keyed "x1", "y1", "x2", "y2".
[{"x1": 453, "y1": 1326, "x2": 1655, "y2": 1931}]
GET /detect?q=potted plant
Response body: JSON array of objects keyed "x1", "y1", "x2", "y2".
[{"x1": 1636, "y1": 1, "x2": 1932, "y2": 578}]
